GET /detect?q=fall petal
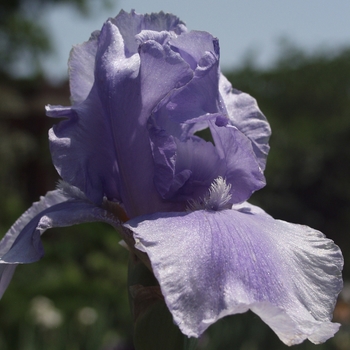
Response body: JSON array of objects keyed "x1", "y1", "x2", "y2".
[
  {"x1": 0, "y1": 186, "x2": 119, "y2": 298},
  {"x1": 126, "y1": 203, "x2": 342, "y2": 345}
]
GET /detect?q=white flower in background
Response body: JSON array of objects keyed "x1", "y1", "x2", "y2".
[
  {"x1": 30, "y1": 296, "x2": 63, "y2": 328},
  {"x1": 78, "y1": 306, "x2": 98, "y2": 325}
]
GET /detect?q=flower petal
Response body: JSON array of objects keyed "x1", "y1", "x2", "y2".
[
  {"x1": 95, "y1": 20, "x2": 193, "y2": 216},
  {"x1": 0, "y1": 186, "x2": 119, "y2": 299},
  {"x1": 0, "y1": 189, "x2": 66, "y2": 298},
  {"x1": 138, "y1": 37, "x2": 193, "y2": 122},
  {"x1": 68, "y1": 10, "x2": 187, "y2": 106},
  {"x1": 158, "y1": 44, "x2": 220, "y2": 127},
  {"x1": 48, "y1": 88, "x2": 121, "y2": 205},
  {"x1": 125, "y1": 204, "x2": 343, "y2": 345},
  {"x1": 149, "y1": 124, "x2": 224, "y2": 202},
  {"x1": 219, "y1": 74, "x2": 271, "y2": 171},
  {"x1": 169, "y1": 30, "x2": 219, "y2": 70},
  {"x1": 69, "y1": 30, "x2": 99, "y2": 104},
  {"x1": 112, "y1": 10, "x2": 187, "y2": 57},
  {"x1": 209, "y1": 123, "x2": 266, "y2": 202},
  {"x1": 50, "y1": 16, "x2": 193, "y2": 217},
  {"x1": 148, "y1": 33, "x2": 265, "y2": 203},
  {"x1": 0, "y1": 190, "x2": 67, "y2": 257}
]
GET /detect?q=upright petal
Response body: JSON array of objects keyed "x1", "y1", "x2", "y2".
[
  {"x1": 95, "y1": 20, "x2": 193, "y2": 217},
  {"x1": 125, "y1": 204, "x2": 343, "y2": 345},
  {"x1": 137, "y1": 33, "x2": 194, "y2": 122},
  {"x1": 219, "y1": 74, "x2": 271, "y2": 171},
  {"x1": 48, "y1": 89, "x2": 121, "y2": 205},
  {"x1": 147, "y1": 32, "x2": 265, "y2": 204},
  {"x1": 169, "y1": 30, "x2": 219, "y2": 71},
  {"x1": 209, "y1": 123, "x2": 266, "y2": 202},
  {"x1": 157, "y1": 38, "x2": 220, "y2": 128},
  {"x1": 50, "y1": 17, "x2": 194, "y2": 217},
  {"x1": 149, "y1": 126, "x2": 224, "y2": 202},
  {"x1": 69, "y1": 10, "x2": 187, "y2": 105},
  {"x1": 68, "y1": 30, "x2": 99, "y2": 105},
  {"x1": 112, "y1": 10, "x2": 187, "y2": 57}
]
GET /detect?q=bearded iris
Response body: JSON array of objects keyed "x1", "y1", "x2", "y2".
[{"x1": 0, "y1": 10, "x2": 343, "y2": 346}]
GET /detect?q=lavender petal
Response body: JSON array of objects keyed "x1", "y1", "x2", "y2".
[
  {"x1": 126, "y1": 203, "x2": 343, "y2": 345},
  {"x1": 219, "y1": 74, "x2": 271, "y2": 171},
  {"x1": 0, "y1": 187, "x2": 118, "y2": 299}
]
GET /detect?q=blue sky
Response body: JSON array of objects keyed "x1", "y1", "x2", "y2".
[{"x1": 42, "y1": 0, "x2": 350, "y2": 82}]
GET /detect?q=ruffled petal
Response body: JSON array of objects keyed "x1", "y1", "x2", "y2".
[
  {"x1": 96, "y1": 20, "x2": 193, "y2": 217},
  {"x1": 50, "y1": 16, "x2": 193, "y2": 217},
  {"x1": 149, "y1": 125, "x2": 224, "y2": 202},
  {"x1": 68, "y1": 9, "x2": 186, "y2": 104},
  {"x1": 68, "y1": 30, "x2": 99, "y2": 104},
  {"x1": 125, "y1": 203, "x2": 343, "y2": 345},
  {"x1": 209, "y1": 123, "x2": 266, "y2": 202},
  {"x1": 138, "y1": 36, "x2": 194, "y2": 121},
  {"x1": 219, "y1": 74, "x2": 271, "y2": 171},
  {"x1": 48, "y1": 88, "x2": 121, "y2": 205},
  {"x1": 150, "y1": 110, "x2": 265, "y2": 204},
  {"x1": 156, "y1": 42, "x2": 220, "y2": 128},
  {"x1": 0, "y1": 186, "x2": 119, "y2": 299},
  {"x1": 169, "y1": 30, "x2": 219, "y2": 70},
  {"x1": 111, "y1": 10, "x2": 187, "y2": 57},
  {"x1": 147, "y1": 33, "x2": 264, "y2": 204}
]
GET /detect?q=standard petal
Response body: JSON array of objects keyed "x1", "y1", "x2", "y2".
[
  {"x1": 157, "y1": 48, "x2": 220, "y2": 128},
  {"x1": 49, "y1": 18, "x2": 139, "y2": 208},
  {"x1": 169, "y1": 30, "x2": 219, "y2": 70},
  {"x1": 49, "y1": 18, "x2": 194, "y2": 217},
  {"x1": 0, "y1": 187, "x2": 119, "y2": 299},
  {"x1": 219, "y1": 74, "x2": 271, "y2": 171},
  {"x1": 69, "y1": 9, "x2": 187, "y2": 104},
  {"x1": 48, "y1": 87, "x2": 121, "y2": 205},
  {"x1": 209, "y1": 123, "x2": 266, "y2": 202},
  {"x1": 68, "y1": 30, "x2": 99, "y2": 104},
  {"x1": 94, "y1": 20, "x2": 193, "y2": 216},
  {"x1": 138, "y1": 37, "x2": 193, "y2": 121},
  {"x1": 112, "y1": 10, "x2": 187, "y2": 57},
  {"x1": 149, "y1": 123, "x2": 226, "y2": 203},
  {"x1": 147, "y1": 34, "x2": 266, "y2": 203},
  {"x1": 125, "y1": 204, "x2": 343, "y2": 345}
]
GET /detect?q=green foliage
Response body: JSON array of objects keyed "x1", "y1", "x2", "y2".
[
  {"x1": 0, "y1": 223, "x2": 133, "y2": 350},
  {"x1": 0, "y1": 0, "x2": 112, "y2": 77}
]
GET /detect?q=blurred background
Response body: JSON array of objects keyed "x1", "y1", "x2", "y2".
[{"x1": 0, "y1": 0, "x2": 350, "y2": 349}]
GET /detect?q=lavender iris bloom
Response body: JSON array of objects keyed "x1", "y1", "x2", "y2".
[{"x1": 0, "y1": 10, "x2": 343, "y2": 346}]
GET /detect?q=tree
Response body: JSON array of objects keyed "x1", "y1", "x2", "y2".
[{"x1": 0, "y1": 0, "x2": 111, "y2": 78}]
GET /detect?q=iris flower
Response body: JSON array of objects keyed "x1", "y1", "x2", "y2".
[{"x1": 0, "y1": 10, "x2": 343, "y2": 346}]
